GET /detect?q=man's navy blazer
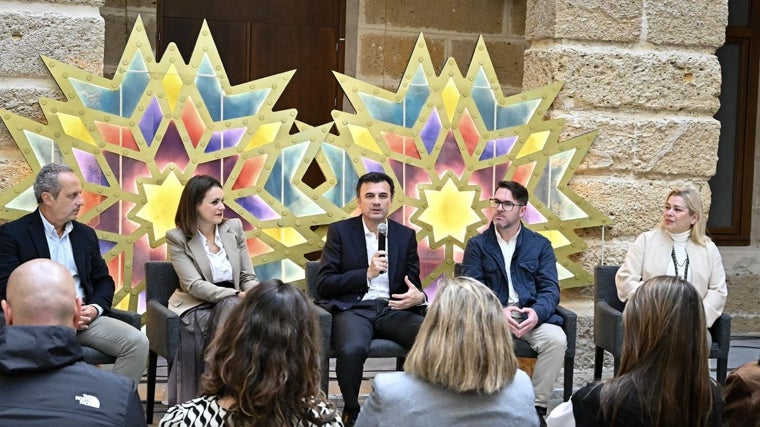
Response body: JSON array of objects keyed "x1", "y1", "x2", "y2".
[
  {"x1": 316, "y1": 215, "x2": 422, "y2": 313},
  {"x1": 0, "y1": 209, "x2": 115, "y2": 311},
  {"x1": 461, "y1": 222, "x2": 562, "y2": 326}
]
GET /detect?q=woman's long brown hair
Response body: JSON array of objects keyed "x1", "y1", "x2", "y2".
[
  {"x1": 600, "y1": 275, "x2": 714, "y2": 426},
  {"x1": 201, "y1": 279, "x2": 336, "y2": 426}
]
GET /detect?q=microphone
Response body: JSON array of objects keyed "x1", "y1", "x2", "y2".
[{"x1": 377, "y1": 223, "x2": 387, "y2": 274}]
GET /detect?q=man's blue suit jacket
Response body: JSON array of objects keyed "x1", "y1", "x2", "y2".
[
  {"x1": 0, "y1": 209, "x2": 115, "y2": 311},
  {"x1": 316, "y1": 215, "x2": 422, "y2": 313},
  {"x1": 461, "y1": 222, "x2": 562, "y2": 326}
]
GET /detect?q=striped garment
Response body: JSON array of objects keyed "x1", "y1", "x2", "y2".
[{"x1": 159, "y1": 395, "x2": 344, "y2": 426}]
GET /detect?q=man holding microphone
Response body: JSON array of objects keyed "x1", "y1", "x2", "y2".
[{"x1": 316, "y1": 171, "x2": 427, "y2": 426}]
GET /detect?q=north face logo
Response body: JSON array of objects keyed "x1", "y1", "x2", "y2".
[{"x1": 75, "y1": 393, "x2": 101, "y2": 409}]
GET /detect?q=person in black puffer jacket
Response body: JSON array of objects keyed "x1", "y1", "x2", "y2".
[{"x1": 0, "y1": 258, "x2": 145, "y2": 427}]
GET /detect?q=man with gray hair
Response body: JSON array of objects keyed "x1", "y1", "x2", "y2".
[
  {"x1": 0, "y1": 258, "x2": 146, "y2": 425},
  {"x1": 0, "y1": 163, "x2": 148, "y2": 385}
]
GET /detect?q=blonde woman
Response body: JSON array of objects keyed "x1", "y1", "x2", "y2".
[
  {"x1": 616, "y1": 188, "x2": 727, "y2": 327},
  {"x1": 355, "y1": 276, "x2": 538, "y2": 427}
]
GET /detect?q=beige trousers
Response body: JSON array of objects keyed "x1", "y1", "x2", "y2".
[{"x1": 521, "y1": 323, "x2": 567, "y2": 407}]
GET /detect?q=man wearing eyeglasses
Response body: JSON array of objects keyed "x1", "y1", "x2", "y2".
[{"x1": 461, "y1": 180, "x2": 566, "y2": 427}]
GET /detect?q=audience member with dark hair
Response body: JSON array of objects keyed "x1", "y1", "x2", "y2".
[
  {"x1": 723, "y1": 358, "x2": 760, "y2": 427},
  {"x1": 165, "y1": 174, "x2": 260, "y2": 404},
  {"x1": 355, "y1": 276, "x2": 538, "y2": 427},
  {"x1": 160, "y1": 279, "x2": 342, "y2": 427},
  {"x1": 547, "y1": 275, "x2": 723, "y2": 427},
  {"x1": 0, "y1": 259, "x2": 146, "y2": 425}
]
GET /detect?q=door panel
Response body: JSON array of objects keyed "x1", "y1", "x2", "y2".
[
  {"x1": 158, "y1": 0, "x2": 344, "y2": 125},
  {"x1": 160, "y1": 17, "x2": 251, "y2": 85},
  {"x1": 251, "y1": 23, "x2": 338, "y2": 125}
]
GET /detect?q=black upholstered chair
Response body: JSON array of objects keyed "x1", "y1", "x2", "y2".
[
  {"x1": 144, "y1": 261, "x2": 181, "y2": 423},
  {"x1": 305, "y1": 260, "x2": 407, "y2": 394},
  {"x1": 593, "y1": 265, "x2": 731, "y2": 384},
  {"x1": 453, "y1": 262, "x2": 576, "y2": 400},
  {"x1": 593, "y1": 264, "x2": 626, "y2": 379}
]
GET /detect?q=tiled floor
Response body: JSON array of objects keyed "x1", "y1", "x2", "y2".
[{"x1": 141, "y1": 336, "x2": 760, "y2": 425}]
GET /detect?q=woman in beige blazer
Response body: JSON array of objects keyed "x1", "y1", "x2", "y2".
[{"x1": 165, "y1": 174, "x2": 259, "y2": 405}]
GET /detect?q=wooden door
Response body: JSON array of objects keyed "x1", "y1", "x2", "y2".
[{"x1": 157, "y1": 0, "x2": 345, "y2": 126}]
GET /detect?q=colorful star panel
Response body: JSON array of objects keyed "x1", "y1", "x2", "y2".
[
  {"x1": 326, "y1": 35, "x2": 609, "y2": 288},
  {"x1": 0, "y1": 19, "x2": 608, "y2": 316}
]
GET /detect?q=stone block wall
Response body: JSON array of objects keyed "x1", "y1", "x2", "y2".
[
  {"x1": 101, "y1": 0, "x2": 156, "y2": 77},
  {"x1": 523, "y1": 0, "x2": 757, "y2": 383},
  {"x1": 353, "y1": 0, "x2": 527, "y2": 95},
  {"x1": 0, "y1": 0, "x2": 105, "y2": 195}
]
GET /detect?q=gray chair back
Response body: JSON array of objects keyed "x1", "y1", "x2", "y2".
[
  {"x1": 146, "y1": 261, "x2": 180, "y2": 305},
  {"x1": 144, "y1": 260, "x2": 181, "y2": 423},
  {"x1": 594, "y1": 265, "x2": 625, "y2": 312},
  {"x1": 305, "y1": 260, "x2": 320, "y2": 299}
]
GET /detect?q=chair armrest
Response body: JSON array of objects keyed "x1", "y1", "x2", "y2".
[
  {"x1": 145, "y1": 299, "x2": 179, "y2": 359},
  {"x1": 555, "y1": 305, "x2": 577, "y2": 357},
  {"x1": 313, "y1": 304, "x2": 332, "y2": 355},
  {"x1": 107, "y1": 307, "x2": 141, "y2": 329},
  {"x1": 708, "y1": 312, "x2": 731, "y2": 359},
  {"x1": 594, "y1": 301, "x2": 623, "y2": 356}
]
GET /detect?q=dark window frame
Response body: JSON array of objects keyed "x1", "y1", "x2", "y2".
[{"x1": 708, "y1": 3, "x2": 759, "y2": 245}]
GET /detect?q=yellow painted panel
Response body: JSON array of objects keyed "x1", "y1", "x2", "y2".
[{"x1": 58, "y1": 113, "x2": 96, "y2": 145}]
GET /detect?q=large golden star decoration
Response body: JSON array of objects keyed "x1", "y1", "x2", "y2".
[
  {"x1": 326, "y1": 35, "x2": 609, "y2": 288},
  {"x1": 0, "y1": 18, "x2": 608, "y2": 313}
]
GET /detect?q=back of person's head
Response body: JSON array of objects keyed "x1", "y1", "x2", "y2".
[
  {"x1": 723, "y1": 357, "x2": 760, "y2": 427},
  {"x1": 175, "y1": 174, "x2": 223, "y2": 237},
  {"x1": 201, "y1": 279, "x2": 334, "y2": 427},
  {"x1": 601, "y1": 275, "x2": 713, "y2": 426},
  {"x1": 404, "y1": 276, "x2": 518, "y2": 394},
  {"x1": 659, "y1": 187, "x2": 709, "y2": 245},
  {"x1": 2, "y1": 259, "x2": 81, "y2": 327}
]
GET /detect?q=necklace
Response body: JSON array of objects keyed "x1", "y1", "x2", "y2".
[{"x1": 671, "y1": 248, "x2": 689, "y2": 279}]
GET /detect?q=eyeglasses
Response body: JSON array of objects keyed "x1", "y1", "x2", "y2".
[{"x1": 489, "y1": 198, "x2": 525, "y2": 211}]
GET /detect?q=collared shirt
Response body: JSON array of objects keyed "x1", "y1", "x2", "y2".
[
  {"x1": 40, "y1": 211, "x2": 102, "y2": 315},
  {"x1": 197, "y1": 225, "x2": 233, "y2": 284},
  {"x1": 494, "y1": 224, "x2": 521, "y2": 305},
  {"x1": 362, "y1": 217, "x2": 389, "y2": 301}
]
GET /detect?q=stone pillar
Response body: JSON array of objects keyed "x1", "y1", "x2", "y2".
[
  {"x1": 0, "y1": 0, "x2": 105, "y2": 194},
  {"x1": 524, "y1": 0, "x2": 726, "y2": 268},
  {"x1": 523, "y1": 0, "x2": 728, "y2": 381}
]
